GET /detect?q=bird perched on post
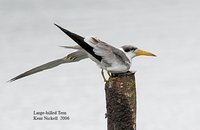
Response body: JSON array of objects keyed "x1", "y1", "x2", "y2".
[{"x1": 9, "y1": 24, "x2": 156, "y2": 82}]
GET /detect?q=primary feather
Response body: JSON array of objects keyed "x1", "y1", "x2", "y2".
[{"x1": 9, "y1": 50, "x2": 88, "y2": 82}]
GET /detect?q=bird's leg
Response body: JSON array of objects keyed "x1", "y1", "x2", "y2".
[
  {"x1": 101, "y1": 69, "x2": 107, "y2": 82},
  {"x1": 107, "y1": 71, "x2": 111, "y2": 77},
  {"x1": 109, "y1": 73, "x2": 117, "y2": 80}
]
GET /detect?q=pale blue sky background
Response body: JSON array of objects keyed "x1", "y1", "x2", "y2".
[{"x1": 0, "y1": 0, "x2": 200, "y2": 130}]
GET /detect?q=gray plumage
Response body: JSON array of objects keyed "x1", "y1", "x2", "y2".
[
  {"x1": 88, "y1": 38, "x2": 131, "y2": 70},
  {"x1": 9, "y1": 24, "x2": 155, "y2": 82},
  {"x1": 8, "y1": 50, "x2": 88, "y2": 82}
]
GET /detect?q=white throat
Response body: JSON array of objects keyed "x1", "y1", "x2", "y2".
[{"x1": 119, "y1": 48, "x2": 136, "y2": 63}]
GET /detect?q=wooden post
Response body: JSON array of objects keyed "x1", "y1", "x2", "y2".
[{"x1": 105, "y1": 72, "x2": 136, "y2": 130}]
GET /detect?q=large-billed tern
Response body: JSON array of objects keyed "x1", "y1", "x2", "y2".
[{"x1": 9, "y1": 24, "x2": 156, "y2": 82}]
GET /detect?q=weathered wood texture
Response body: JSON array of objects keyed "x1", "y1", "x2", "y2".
[{"x1": 105, "y1": 72, "x2": 136, "y2": 130}]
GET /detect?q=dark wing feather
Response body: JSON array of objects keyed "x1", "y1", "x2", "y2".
[{"x1": 54, "y1": 24, "x2": 102, "y2": 61}]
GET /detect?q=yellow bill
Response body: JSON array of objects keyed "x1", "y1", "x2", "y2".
[{"x1": 134, "y1": 49, "x2": 156, "y2": 56}]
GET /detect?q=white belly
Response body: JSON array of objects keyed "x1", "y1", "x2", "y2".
[
  {"x1": 106, "y1": 64, "x2": 130, "y2": 73},
  {"x1": 87, "y1": 52, "x2": 130, "y2": 73}
]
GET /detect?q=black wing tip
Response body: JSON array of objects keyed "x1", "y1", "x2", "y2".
[
  {"x1": 54, "y1": 23, "x2": 69, "y2": 33},
  {"x1": 54, "y1": 23, "x2": 84, "y2": 40},
  {"x1": 7, "y1": 78, "x2": 17, "y2": 83},
  {"x1": 7, "y1": 74, "x2": 25, "y2": 83},
  {"x1": 54, "y1": 23, "x2": 102, "y2": 62},
  {"x1": 54, "y1": 23, "x2": 74, "y2": 37},
  {"x1": 54, "y1": 23, "x2": 61, "y2": 29}
]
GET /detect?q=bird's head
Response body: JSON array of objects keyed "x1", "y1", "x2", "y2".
[{"x1": 121, "y1": 45, "x2": 156, "y2": 60}]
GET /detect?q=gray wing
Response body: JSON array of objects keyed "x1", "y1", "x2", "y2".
[
  {"x1": 84, "y1": 37, "x2": 130, "y2": 66},
  {"x1": 59, "y1": 45, "x2": 82, "y2": 50},
  {"x1": 8, "y1": 50, "x2": 88, "y2": 82}
]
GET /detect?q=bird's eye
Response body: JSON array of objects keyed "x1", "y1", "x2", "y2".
[
  {"x1": 124, "y1": 48, "x2": 131, "y2": 52},
  {"x1": 123, "y1": 46, "x2": 137, "y2": 52}
]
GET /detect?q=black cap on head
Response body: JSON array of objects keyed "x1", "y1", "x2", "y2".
[{"x1": 121, "y1": 45, "x2": 137, "y2": 52}]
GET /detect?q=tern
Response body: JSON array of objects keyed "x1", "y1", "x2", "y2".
[{"x1": 9, "y1": 24, "x2": 156, "y2": 82}]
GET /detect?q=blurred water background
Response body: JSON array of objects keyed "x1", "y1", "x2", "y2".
[{"x1": 0, "y1": 0, "x2": 200, "y2": 130}]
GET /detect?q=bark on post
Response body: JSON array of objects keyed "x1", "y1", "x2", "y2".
[{"x1": 105, "y1": 72, "x2": 136, "y2": 130}]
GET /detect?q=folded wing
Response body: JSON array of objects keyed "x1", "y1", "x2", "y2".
[{"x1": 85, "y1": 37, "x2": 130, "y2": 67}]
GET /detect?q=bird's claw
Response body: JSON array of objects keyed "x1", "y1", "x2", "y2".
[{"x1": 109, "y1": 76, "x2": 117, "y2": 81}]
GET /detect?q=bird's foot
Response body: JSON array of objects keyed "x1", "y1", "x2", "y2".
[
  {"x1": 107, "y1": 71, "x2": 111, "y2": 77},
  {"x1": 109, "y1": 76, "x2": 117, "y2": 81},
  {"x1": 108, "y1": 73, "x2": 118, "y2": 81}
]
